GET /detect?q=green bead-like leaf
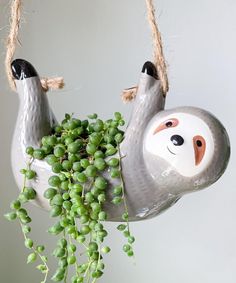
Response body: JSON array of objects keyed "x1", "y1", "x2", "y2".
[
  {"x1": 48, "y1": 222, "x2": 64, "y2": 235},
  {"x1": 25, "y1": 170, "x2": 36, "y2": 180},
  {"x1": 25, "y1": 238, "x2": 33, "y2": 249},
  {"x1": 22, "y1": 225, "x2": 31, "y2": 234},
  {"x1": 67, "y1": 255, "x2": 76, "y2": 265},
  {"x1": 50, "y1": 205, "x2": 62, "y2": 217},
  {"x1": 51, "y1": 194, "x2": 63, "y2": 206},
  {"x1": 4, "y1": 212, "x2": 17, "y2": 221},
  {"x1": 44, "y1": 188, "x2": 57, "y2": 200},
  {"x1": 51, "y1": 268, "x2": 65, "y2": 282},
  {"x1": 27, "y1": 252, "x2": 37, "y2": 264},
  {"x1": 23, "y1": 187, "x2": 37, "y2": 200},
  {"x1": 10, "y1": 200, "x2": 21, "y2": 210},
  {"x1": 53, "y1": 247, "x2": 66, "y2": 258},
  {"x1": 117, "y1": 224, "x2": 126, "y2": 231},
  {"x1": 36, "y1": 264, "x2": 47, "y2": 273},
  {"x1": 123, "y1": 244, "x2": 131, "y2": 252},
  {"x1": 36, "y1": 245, "x2": 45, "y2": 253},
  {"x1": 101, "y1": 246, "x2": 111, "y2": 254}
]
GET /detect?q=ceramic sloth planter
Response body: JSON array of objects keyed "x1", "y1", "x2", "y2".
[{"x1": 11, "y1": 59, "x2": 230, "y2": 221}]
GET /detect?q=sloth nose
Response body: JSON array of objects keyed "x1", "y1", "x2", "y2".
[{"x1": 170, "y1": 135, "x2": 184, "y2": 146}]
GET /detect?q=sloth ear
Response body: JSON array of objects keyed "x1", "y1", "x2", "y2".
[{"x1": 193, "y1": 135, "x2": 206, "y2": 166}]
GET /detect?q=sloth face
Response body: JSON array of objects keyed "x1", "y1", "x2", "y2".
[{"x1": 144, "y1": 112, "x2": 215, "y2": 177}]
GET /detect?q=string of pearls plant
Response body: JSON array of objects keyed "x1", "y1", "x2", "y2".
[{"x1": 5, "y1": 112, "x2": 135, "y2": 283}]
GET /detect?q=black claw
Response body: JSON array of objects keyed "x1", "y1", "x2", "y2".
[
  {"x1": 11, "y1": 59, "x2": 38, "y2": 80},
  {"x1": 142, "y1": 61, "x2": 158, "y2": 79}
]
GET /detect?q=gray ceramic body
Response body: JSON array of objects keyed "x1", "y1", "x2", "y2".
[{"x1": 11, "y1": 62, "x2": 230, "y2": 221}]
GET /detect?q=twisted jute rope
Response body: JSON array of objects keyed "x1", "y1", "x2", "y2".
[
  {"x1": 122, "y1": 0, "x2": 169, "y2": 102},
  {"x1": 5, "y1": 0, "x2": 65, "y2": 92},
  {"x1": 5, "y1": 0, "x2": 168, "y2": 98}
]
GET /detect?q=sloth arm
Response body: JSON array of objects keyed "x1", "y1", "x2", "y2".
[{"x1": 124, "y1": 62, "x2": 165, "y2": 145}]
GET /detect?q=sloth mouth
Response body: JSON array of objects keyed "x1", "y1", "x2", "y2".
[{"x1": 167, "y1": 146, "x2": 176, "y2": 155}]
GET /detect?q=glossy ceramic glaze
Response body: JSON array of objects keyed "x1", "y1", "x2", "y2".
[{"x1": 11, "y1": 59, "x2": 230, "y2": 221}]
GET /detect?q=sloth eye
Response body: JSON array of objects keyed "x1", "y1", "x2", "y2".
[
  {"x1": 154, "y1": 118, "x2": 179, "y2": 134},
  {"x1": 165, "y1": 121, "x2": 173, "y2": 127},
  {"x1": 193, "y1": 136, "x2": 206, "y2": 166},
  {"x1": 196, "y1": 140, "x2": 202, "y2": 147}
]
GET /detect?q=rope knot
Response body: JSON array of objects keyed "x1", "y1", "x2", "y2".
[
  {"x1": 122, "y1": 87, "x2": 138, "y2": 103},
  {"x1": 40, "y1": 77, "x2": 65, "y2": 92}
]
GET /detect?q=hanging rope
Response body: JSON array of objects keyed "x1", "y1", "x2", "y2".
[
  {"x1": 5, "y1": 0, "x2": 64, "y2": 92},
  {"x1": 146, "y1": 0, "x2": 169, "y2": 94},
  {"x1": 5, "y1": 0, "x2": 21, "y2": 91},
  {"x1": 122, "y1": 0, "x2": 169, "y2": 102},
  {"x1": 5, "y1": 0, "x2": 167, "y2": 96}
]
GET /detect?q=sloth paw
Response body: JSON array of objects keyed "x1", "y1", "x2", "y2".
[
  {"x1": 11, "y1": 59, "x2": 38, "y2": 80},
  {"x1": 142, "y1": 61, "x2": 158, "y2": 79}
]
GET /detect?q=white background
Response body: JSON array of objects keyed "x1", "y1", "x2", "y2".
[{"x1": 0, "y1": 1, "x2": 235, "y2": 282}]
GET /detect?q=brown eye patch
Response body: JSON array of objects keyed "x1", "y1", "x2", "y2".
[
  {"x1": 193, "y1": 135, "x2": 206, "y2": 166},
  {"x1": 153, "y1": 118, "x2": 179, "y2": 135}
]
